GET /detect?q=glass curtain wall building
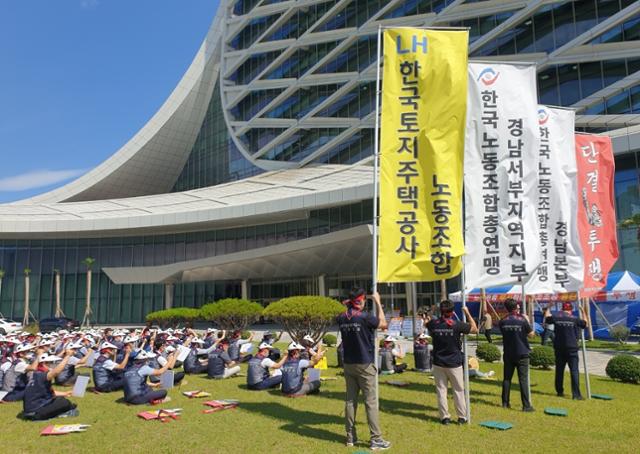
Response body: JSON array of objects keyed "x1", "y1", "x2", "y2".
[{"x1": 0, "y1": 0, "x2": 639, "y2": 324}]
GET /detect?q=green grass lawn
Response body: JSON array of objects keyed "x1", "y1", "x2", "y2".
[{"x1": 1, "y1": 347, "x2": 638, "y2": 453}]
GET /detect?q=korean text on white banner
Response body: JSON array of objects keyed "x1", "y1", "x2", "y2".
[
  {"x1": 525, "y1": 106, "x2": 584, "y2": 294},
  {"x1": 464, "y1": 62, "x2": 541, "y2": 289}
]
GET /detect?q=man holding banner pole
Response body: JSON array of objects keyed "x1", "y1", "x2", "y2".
[
  {"x1": 426, "y1": 299, "x2": 477, "y2": 424},
  {"x1": 337, "y1": 289, "x2": 390, "y2": 450}
]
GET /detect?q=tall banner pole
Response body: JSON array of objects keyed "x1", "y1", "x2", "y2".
[
  {"x1": 440, "y1": 279, "x2": 448, "y2": 301},
  {"x1": 579, "y1": 295, "x2": 592, "y2": 398},
  {"x1": 372, "y1": 24, "x2": 383, "y2": 407},
  {"x1": 521, "y1": 285, "x2": 532, "y2": 406},
  {"x1": 461, "y1": 262, "x2": 471, "y2": 423},
  {"x1": 585, "y1": 296, "x2": 594, "y2": 340}
]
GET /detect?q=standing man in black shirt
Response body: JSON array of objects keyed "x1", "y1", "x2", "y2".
[
  {"x1": 544, "y1": 302, "x2": 588, "y2": 400},
  {"x1": 337, "y1": 288, "x2": 390, "y2": 451},
  {"x1": 499, "y1": 298, "x2": 534, "y2": 411},
  {"x1": 425, "y1": 299, "x2": 478, "y2": 425}
]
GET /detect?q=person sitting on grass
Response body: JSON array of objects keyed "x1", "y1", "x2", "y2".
[
  {"x1": 467, "y1": 356, "x2": 495, "y2": 379},
  {"x1": 92, "y1": 342, "x2": 131, "y2": 393},
  {"x1": 183, "y1": 334, "x2": 220, "y2": 374},
  {"x1": 54, "y1": 341, "x2": 94, "y2": 386},
  {"x1": 150, "y1": 342, "x2": 185, "y2": 386},
  {"x1": 413, "y1": 333, "x2": 433, "y2": 372},
  {"x1": 228, "y1": 330, "x2": 254, "y2": 363},
  {"x1": 247, "y1": 342, "x2": 287, "y2": 390},
  {"x1": 379, "y1": 336, "x2": 407, "y2": 375},
  {"x1": 299, "y1": 335, "x2": 317, "y2": 361},
  {"x1": 281, "y1": 342, "x2": 325, "y2": 397},
  {"x1": 260, "y1": 331, "x2": 283, "y2": 361},
  {"x1": 123, "y1": 350, "x2": 176, "y2": 405},
  {"x1": 1, "y1": 342, "x2": 36, "y2": 402},
  {"x1": 207, "y1": 338, "x2": 241, "y2": 380},
  {"x1": 22, "y1": 351, "x2": 78, "y2": 421}
]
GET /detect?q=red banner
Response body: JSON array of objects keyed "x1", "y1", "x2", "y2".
[{"x1": 575, "y1": 134, "x2": 619, "y2": 296}]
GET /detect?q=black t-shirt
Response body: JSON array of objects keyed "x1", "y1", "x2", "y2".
[
  {"x1": 336, "y1": 310, "x2": 379, "y2": 365},
  {"x1": 426, "y1": 317, "x2": 471, "y2": 368},
  {"x1": 499, "y1": 314, "x2": 532, "y2": 361},
  {"x1": 545, "y1": 312, "x2": 587, "y2": 351}
]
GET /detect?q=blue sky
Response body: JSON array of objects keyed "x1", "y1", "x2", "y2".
[{"x1": 0, "y1": 0, "x2": 218, "y2": 202}]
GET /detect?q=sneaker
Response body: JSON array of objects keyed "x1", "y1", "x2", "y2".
[
  {"x1": 370, "y1": 439, "x2": 391, "y2": 450},
  {"x1": 58, "y1": 408, "x2": 80, "y2": 418},
  {"x1": 441, "y1": 417, "x2": 451, "y2": 425},
  {"x1": 522, "y1": 406, "x2": 535, "y2": 412},
  {"x1": 573, "y1": 396, "x2": 584, "y2": 401},
  {"x1": 502, "y1": 402, "x2": 511, "y2": 409},
  {"x1": 487, "y1": 371, "x2": 495, "y2": 377},
  {"x1": 557, "y1": 393, "x2": 564, "y2": 398},
  {"x1": 346, "y1": 433, "x2": 357, "y2": 447},
  {"x1": 457, "y1": 418, "x2": 467, "y2": 425}
]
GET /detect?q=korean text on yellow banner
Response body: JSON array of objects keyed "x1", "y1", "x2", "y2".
[{"x1": 378, "y1": 28, "x2": 468, "y2": 282}]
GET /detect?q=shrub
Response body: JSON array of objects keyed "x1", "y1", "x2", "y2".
[
  {"x1": 200, "y1": 298, "x2": 263, "y2": 332},
  {"x1": 606, "y1": 355, "x2": 640, "y2": 384},
  {"x1": 530, "y1": 345, "x2": 555, "y2": 369},
  {"x1": 323, "y1": 334, "x2": 337, "y2": 346},
  {"x1": 145, "y1": 308, "x2": 200, "y2": 327},
  {"x1": 476, "y1": 343, "x2": 501, "y2": 363},
  {"x1": 263, "y1": 296, "x2": 344, "y2": 344},
  {"x1": 241, "y1": 330, "x2": 251, "y2": 340},
  {"x1": 609, "y1": 325, "x2": 631, "y2": 342}
]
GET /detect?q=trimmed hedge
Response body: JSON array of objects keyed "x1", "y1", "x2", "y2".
[
  {"x1": 530, "y1": 345, "x2": 555, "y2": 369},
  {"x1": 323, "y1": 334, "x2": 337, "y2": 347},
  {"x1": 145, "y1": 308, "x2": 200, "y2": 327},
  {"x1": 200, "y1": 298, "x2": 263, "y2": 331},
  {"x1": 476, "y1": 343, "x2": 501, "y2": 363},
  {"x1": 609, "y1": 325, "x2": 631, "y2": 342},
  {"x1": 606, "y1": 354, "x2": 640, "y2": 384}
]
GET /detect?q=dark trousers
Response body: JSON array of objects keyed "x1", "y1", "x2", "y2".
[
  {"x1": 126, "y1": 389, "x2": 167, "y2": 405},
  {"x1": 2, "y1": 389, "x2": 25, "y2": 402},
  {"x1": 394, "y1": 363, "x2": 408, "y2": 374},
  {"x1": 541, "y1": 329, "x2": 555, "y2": 346},
  {"x1": 95, "y1": 377, "x2": 125, "y2": 393},
  {"x1": 27, "y1": 397, "x2": 76, "y2": 421},
  {"x1": 555, "y1": 349, "x2": 581, "y2": 398},
  {"x1": 248, "y1": 375, "x2": 282, "y2": 390},
  {"x1": 185, "y1": 364, "x2": 207, "y2": 374},
  {"x1": 502, "y1": 357, "x2": 531, "y2": 408},
  {"x1": 485, "y1": 331, "x2": 492, "y2": 343},
  {"x1": 173, "y1": 371, "x2": 185, "y2": 384}
]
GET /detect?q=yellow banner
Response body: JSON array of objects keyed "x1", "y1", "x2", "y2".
[{"x1": 378, "y1": 28, "x2": 468, "y2": 283}]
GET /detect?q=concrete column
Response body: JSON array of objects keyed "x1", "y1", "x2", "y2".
[
  {"x1": 241, "y1": 280, "x2": 249, "y2": 300},
  {"x1": 318, "y1": 274, "x2": 326, "y2": 297},
  {"x1": 164, "y1": 283, "x2": 174, "y2": 310}
]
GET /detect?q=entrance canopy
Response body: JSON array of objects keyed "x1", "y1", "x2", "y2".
[{"x1": 103, "y1": 225, "x2": 373, "y2": 284}]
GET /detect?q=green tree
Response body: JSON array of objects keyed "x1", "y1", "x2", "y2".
[
  {"x1": 263, "y1": 296, "x2": 344, "y2": 344},
  {"x1": 146, "y1": 307, "x2": 200, "y2": 328},
  {"x1": 200, "y1": 298, "x2": 263, "y2": 331}
]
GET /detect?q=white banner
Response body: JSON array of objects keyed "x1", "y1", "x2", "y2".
[
  {"x1": 464, "y1": 62, "x2": 541, "y2": 289},
  {"x1": 525, "y1": 106, "x2": 584, "y2": 294}
]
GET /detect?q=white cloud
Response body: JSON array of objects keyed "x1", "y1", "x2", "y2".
[
  {"x1": 0, "y1": 169, "x2": 86, "y2": 192},
  {"x1": 80, "y1": 0, "x2": 100, "y2": 9}
]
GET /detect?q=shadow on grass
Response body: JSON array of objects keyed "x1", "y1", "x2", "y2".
[
  {"x1": 239, "y1": 401, "x2": 345, "y2": 444},
  {"x1": 312, "y1": 390, "x2": 442, "y2": 423}
]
